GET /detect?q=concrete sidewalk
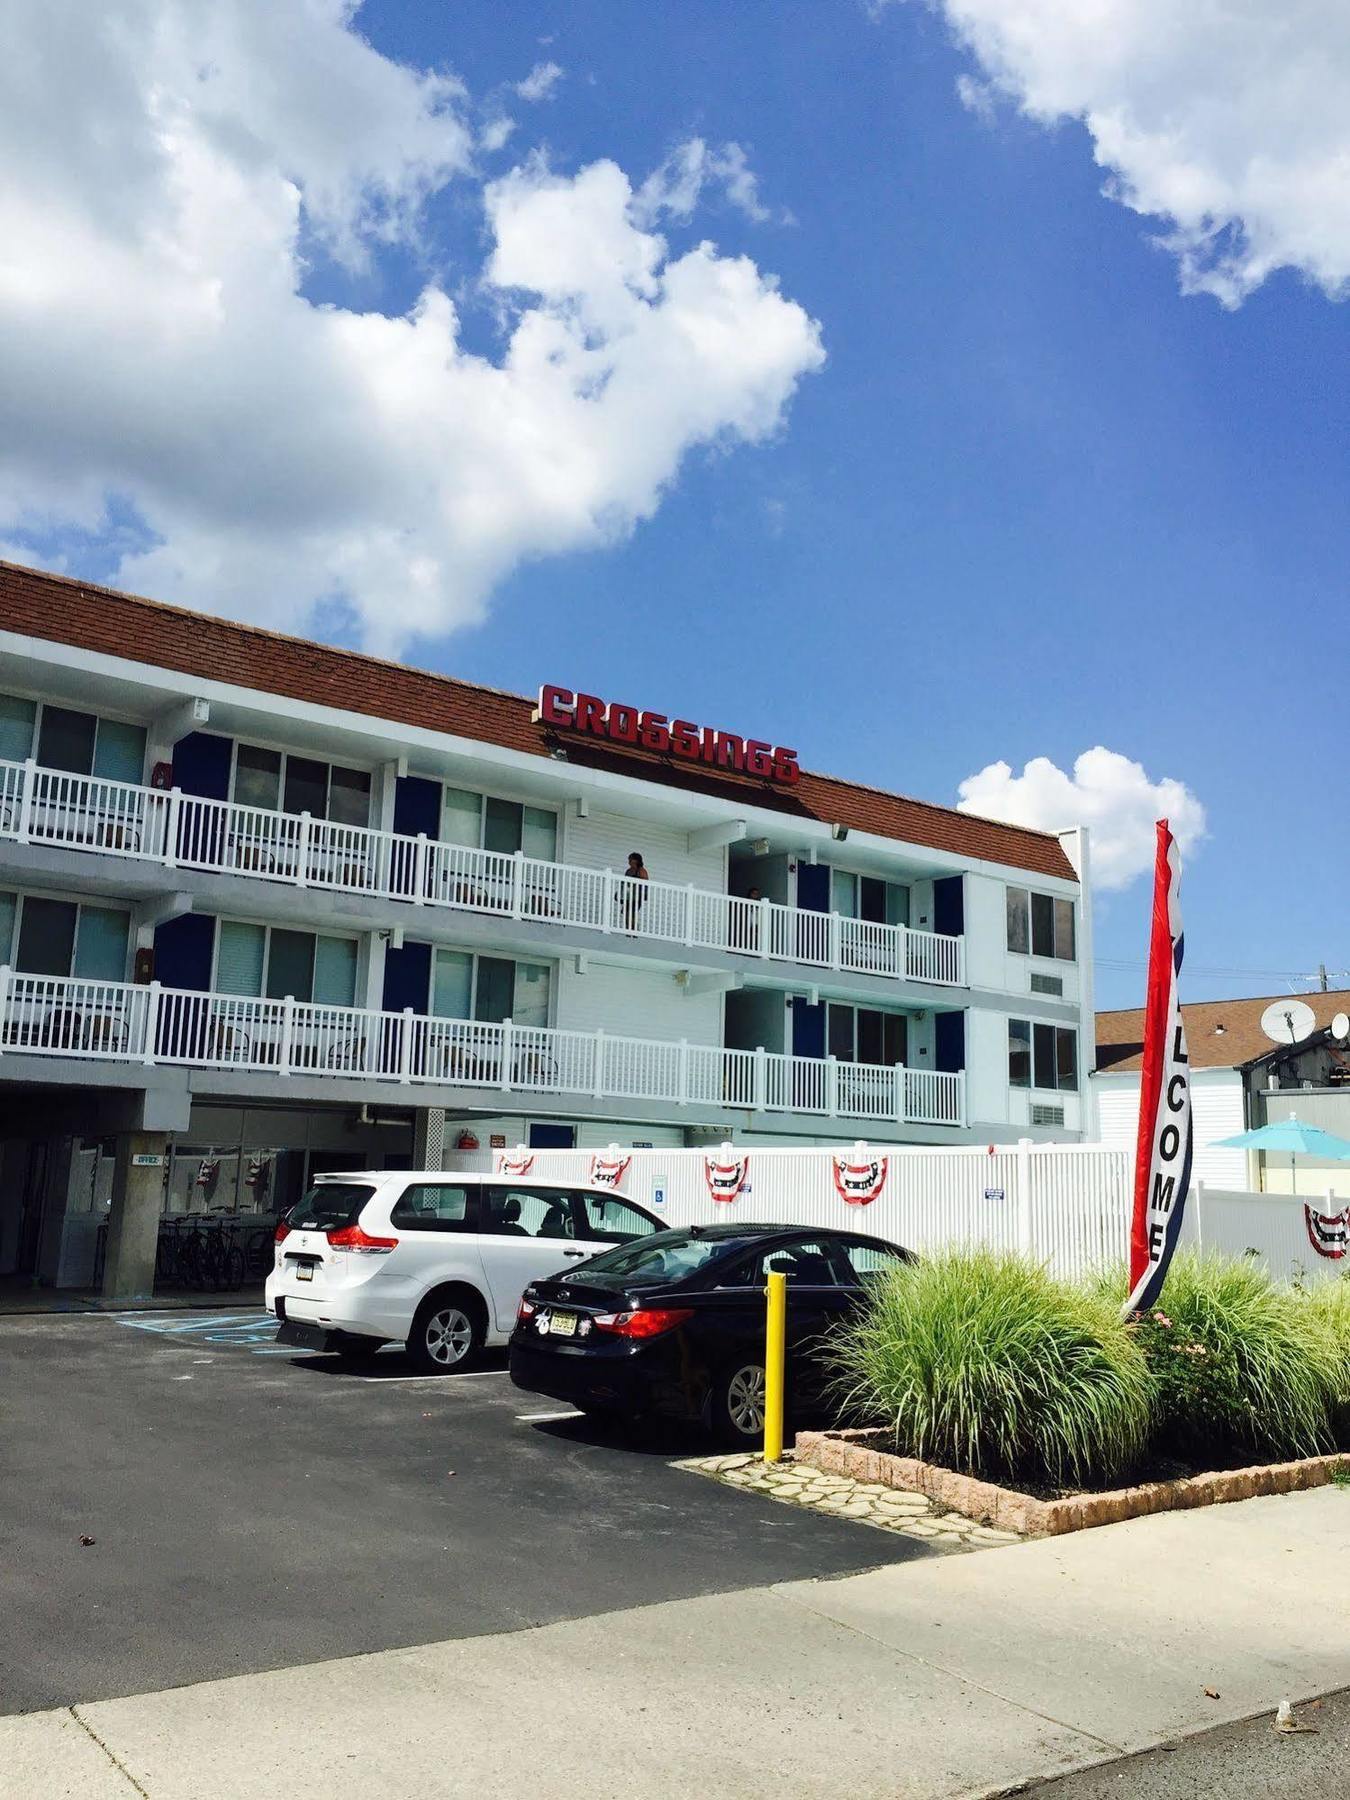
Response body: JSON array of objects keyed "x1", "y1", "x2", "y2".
[{"x1": 7, "y1": 1487, "x2": 1350, "y2": 1799}]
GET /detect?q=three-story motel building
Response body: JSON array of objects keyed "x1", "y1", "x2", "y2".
[{"x1": 0, "y1": 560, "x2": 1094, "y2": 1298}]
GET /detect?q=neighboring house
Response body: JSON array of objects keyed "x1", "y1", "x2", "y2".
[
  {"x1": 1095, "y1": 990, "x2": 1350, "y2": 1197},
  {"x1": 0, "y1": 559, "x2": 1096, "y2": 1294}
]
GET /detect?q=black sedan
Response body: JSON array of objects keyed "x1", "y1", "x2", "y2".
[{"x1": 508, "y1": 1222, "x2": 911, "y2": 1443}]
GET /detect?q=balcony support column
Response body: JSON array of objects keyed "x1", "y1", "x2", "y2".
[{"x1": 102, "y1": 1131, "x2": 168, "y2": 1304}]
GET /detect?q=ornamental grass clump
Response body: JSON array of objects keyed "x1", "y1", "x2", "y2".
[
  {"x1": 830, "y1": 1247, "x2": 1150, "y2": 1490},
  {"x1": 1128, "y1": 1251, "x2": 1342, "y2": 1462},
  {"x1": 1300, "y1": 1274, "x2": 1350, "y2": 1447}
]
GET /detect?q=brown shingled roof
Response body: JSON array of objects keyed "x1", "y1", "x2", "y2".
[
  {"x1": 0, "y1": 558, "x2": 1077, "y2": 881},
  {"x1": 1096, "y1": 989, "x2": 1350, "y2": 1074}
]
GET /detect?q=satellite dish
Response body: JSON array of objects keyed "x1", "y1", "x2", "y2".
[
  {"x1": 1332, "y1": 1012, "x2": 1350, "y2": 1042},
  {"x1": 1260, "y1": 999, "x2": 1317, "y2": 1047}
]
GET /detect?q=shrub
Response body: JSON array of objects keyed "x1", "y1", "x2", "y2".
[
  {"x1": 829, "y1": 1247, "x2": 1151, "y2": 1490},
  {"x1": 1301, "y1": 1275, "x2": 1350, "y2": 1447},
  {"x1": 1126, "y1": 1252, "x2": 1342, "y2": 1462}
]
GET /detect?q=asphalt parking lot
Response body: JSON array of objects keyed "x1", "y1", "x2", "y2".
[{"x1": 0, "y1": 1310, "x2": 931, "y2": 1715}]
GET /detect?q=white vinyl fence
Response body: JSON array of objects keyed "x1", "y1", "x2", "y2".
[{"x1": 453, "y1": 1140, "x2": 1348, "y2": 1288}]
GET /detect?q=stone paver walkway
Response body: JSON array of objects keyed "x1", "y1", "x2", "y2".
[{"x1": 679, "y1": 1451, "x2": 1023, "y2": 1550}]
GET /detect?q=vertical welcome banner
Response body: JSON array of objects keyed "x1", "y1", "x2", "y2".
[{"x1": 1123, "y1": 820, "x2": 1193, "y2": 1318}]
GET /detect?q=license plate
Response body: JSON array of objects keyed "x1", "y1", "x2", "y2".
[
  {"x1": 548, "y1": 1311, "x2": 578, "y2": 1337},
  {"x1": 295, "y1": 1264, "x2": 314, "y2": 1282}
]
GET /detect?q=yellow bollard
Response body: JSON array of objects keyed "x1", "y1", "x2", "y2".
[{"x1": 763, "y1": 1269, "x2": 787, "y2": 1464}]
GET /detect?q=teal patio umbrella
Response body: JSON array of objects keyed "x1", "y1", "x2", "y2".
[{"x1": 1212, "y1": 1115, "x2": 1350, "y2": 1195}]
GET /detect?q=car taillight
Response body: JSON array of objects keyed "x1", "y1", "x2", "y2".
[
  {"x1": 274, "y1": 1221, "x2": 290, "y2": 1244},
  {"x1": 326, "y1": 1223, "x2": 398, "y2": 1254},
  {"x1": 591, "y1": 1307, "x2": 693, "y2": 1340},
  {"x1": 517, "y1": 1297, "x2": 537, "y2": 1324}
]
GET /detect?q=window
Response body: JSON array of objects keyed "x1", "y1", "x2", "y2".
[
  {"x1": 559, "y1": 1231, "x2": 733, "y2": 1287},
  {"x1": 720, "y1": 1238, "x2": 839, "y2": 1286},
  {"x1": 439, "y1": 786, "x2": 557, "y2": 861},
  {"x1": 829, "y1": 869, "x2": 909, "y2": 926},
  {"x1": 479, "y1": 1186, "x2": 576, "y2": 1239},
  {"x1": 1006, "y1": 887, "x2": 1075, "y2": 961},
  {"x1": 10, "y1": 895, "x2": 129, "y2": 980},
  {"x1": 233, "y1": 744, "x2": 370, "y2": 828},
  {"x1": 827, "y1": 1004, "x2": 907, "y2": 1065},
  {"x1": 574, "y1": 1194, "x2": 659, "y2": 1244},
  {"x1": 0, "y1": 697, "x2": 146, "y2": 782},
  {"x1": 215, "y1": 920, "x2": 357, "y2": 1006},
  {"x1": 390, "y1": 1183, "x2": 474, "y2": 1231},
  {"x1": 430, "y1": 948, "x2": 550, "y2": 1029},
  {"x1": 836, "y1": 1238, "x2": 911, "y2": 1281},
  {"x1": 286, "y1": 1183, "x2": 375, "y2": 1231},
  {"x1": 16, "y1": 897, "x2": 76, "y2": 976},
  {"x1": 1009, "y1": 1019, "x2": 1078, "y2": 1092},
  {"x1": 1008, "y1": 1018, "x2": 1032, "y2": 1089},
  {"x1": 0, "y1": 695, "x2": 35, "y2": 763}
]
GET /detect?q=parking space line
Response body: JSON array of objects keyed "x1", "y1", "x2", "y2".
[{"x1": 515, "y1": 1408, "x2": 582, "y2": 1422}]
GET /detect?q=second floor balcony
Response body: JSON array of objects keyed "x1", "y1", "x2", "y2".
[
  {"x1": 0, "y1": 968, "x2": 968, "y2": 1129},
  {"x1": 0, "y1": 758, "x2": 967, "y2": 988}
]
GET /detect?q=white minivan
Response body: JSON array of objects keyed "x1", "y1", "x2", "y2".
[{"x1": 265, "y1": 1172, "x2": 663, "y2": 1372}]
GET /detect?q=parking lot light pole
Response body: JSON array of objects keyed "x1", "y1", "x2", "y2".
[{"x1": 763, "y1": 1270, "x2": 787, "y2": 1464}]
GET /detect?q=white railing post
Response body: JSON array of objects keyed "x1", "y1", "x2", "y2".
[
  {"x1": 758, "y1": 895, "x2": 770, "y2": 958},
  {"x1": 280, "y1": 996, "x2": 295, "y2": 1075},
  {"x1": 511, "y1": 852, "x2": 524, "y2": 920},
  {"x1": 16, "y1": 760, "x2": 35, "y2": 843},
  {"x1": 0, "y1": 963, "x2": 10, "y2": 1054},
  {"x1": 828, "y1": 911, "x2": 841, "y2": 970},
  {"x1": 1015, "y1": 1136, "x2": 1034, "y2": 1255},
  {"x1": 957, "y1": 935, "x2": 967, "y2": 986},
  {"x1": 684, "y1": 883, "x2": 696, "y2": 947},
  {"x1": 898, "y1": 923, "x2": 910, "y2": 981},
  {"x1": 754, "y1": 1045, "x2": 767, "y2": 1112},
  {"x1": 142, "y1": 980, "x2": 161, "y2": 1065},
  {"x1": 602, "y1": 869, "x2": 614, "y2": 934},
  {"x1": 893, "y1": 1062, "x2": 906, "y2": 1122},
  {"x1": 500, "y1": 1017, "x2": 513, "y2": 1090},
  {"x1": 297, "y1": 812, "x2": 312, "y2": 888},
  {"x1": 413, "y1": 833, "x2": 428, "y2": 906},
  {"x1": 164, "y1": 788, "x2": 182, "y2": 868},
  {"x1": 593, "y1": 1027, "x2": 606, "y2": 1099},
  {"x1": 399, "y1": 1007, "x2": 415, "y2": 1082},
  {"x1": 957, "y1": 1069, "x2": 967, "y2": 1125},
  {"x1": 826, "y1": 1054, "x2": 839, "y2": 1118},
  {"x1": 678, "y1": 1038, "x2": 689, "y2": 1104}
]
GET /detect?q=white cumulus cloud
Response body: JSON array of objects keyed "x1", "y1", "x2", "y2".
[
  {"x1": 0, "y1": 3, "x2": 823, "y2": 652},
  {"x1": 956, "y1": 747, "x2": 1206, "y2": 890},
  {"x1": 515, "y1": 61, "x2": 564, "y2": 102},
  {"x1": 637, "y1": 139, "x2": 775, "y2": 226},
  {"x1": 918, "y1": 0, "x2": 1350, "y2": 304}
]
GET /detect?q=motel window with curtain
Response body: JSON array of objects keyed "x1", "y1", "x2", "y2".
[
  {"x1": 1006, "y1": 888, "x2": 1075, "y2": 961},
  {"x1": 1, "y1": 891, "x2": 130, "y2": 981},
  {"x1": 439, "y1": 787, "x2": 558, "y2": 862},
  {"x1": 214, "y1": 920, "x2": 358, "y2": 1006},
  {"x1": 1008, "y1": 1019, "x2": 1078, "y2": 1092},
  {"x1": 232, "y1": 744, "x2": 371, "y2": 829},
  {"x1": 0, "y1": 693, "x2": 147, "y2": 784}
]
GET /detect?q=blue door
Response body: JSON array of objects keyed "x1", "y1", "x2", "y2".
[
  {"x1": 796, "y1": 864, "x2": 829, "y2": 911},
  {"x1": 381, "y1": 941, "x2": 431, "y2": 1014},
  {"x1": 934, "y1": 1011, "x2": 965, "y2": 1073},
  {"x1": 933, "y1": 876, "x2": 965, "y2": 939},
  {"x1": 790, "y1": 996, "x2": 825, "y2": 1059},
  {"x1": 171, "y1": 731, "x2": 232, "y2": 800},
  {"x1": 154, "y1": 914, "x2": 215, "y2": 991},
  {"x1": 528, "y1": 1123, "x2": 575, "y2": 1149}
]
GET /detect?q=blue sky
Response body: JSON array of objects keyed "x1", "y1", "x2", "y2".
[{"x1": 2, "y1": 1, "x2": 1345, "y2": 1010}]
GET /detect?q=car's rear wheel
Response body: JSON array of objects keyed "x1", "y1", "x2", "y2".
[
  {"x1": 709, "y1": 1358, "x2": 768, "y2": 1445},
  {"x1": 407, "y1": 1292, "x2": 483, "y2": 1373}
]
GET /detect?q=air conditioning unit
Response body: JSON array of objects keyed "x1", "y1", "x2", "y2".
[
  {"x1": 1030, "y1": 972, "x2": 1064, "y2": 997},
  {"x1": 1031, "y1": 1103, "x2": 1065, "y2": 1127}
]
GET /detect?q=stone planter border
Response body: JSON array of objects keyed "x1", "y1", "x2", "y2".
[{"x1": 793, "y1": 1429, "x2": 1350, "y2": 1538}]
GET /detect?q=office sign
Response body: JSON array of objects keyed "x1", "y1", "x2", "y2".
[{"x1": 537, "y1": 685, "x2": 800, "y2": 785}]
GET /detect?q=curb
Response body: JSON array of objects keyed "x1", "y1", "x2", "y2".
[{"x1": 794, "y1": 1428, "x2": 1350, "y2": 1536}]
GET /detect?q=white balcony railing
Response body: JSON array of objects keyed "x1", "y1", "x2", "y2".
[
  {"x1": 0, "y1": 969, "x2": 967, "y2": 1128},
  {"x1": 0, "y1": 759, "x2": 966, "y2": 987}
]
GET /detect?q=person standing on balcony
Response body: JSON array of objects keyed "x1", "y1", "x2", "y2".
[
  {"x1": 732, "y1": 886, "x2": 763, "y2": 953},
  {"x1": 621, "y1": 851, "x2": 649, "y2": 932}
]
